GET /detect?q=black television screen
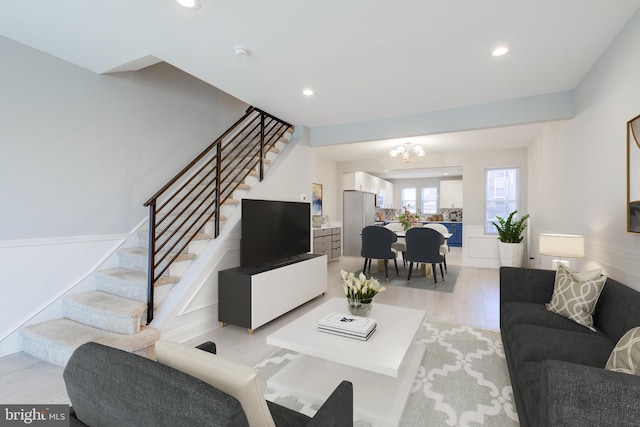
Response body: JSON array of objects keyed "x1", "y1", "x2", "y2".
[{"x1": 240, "y1": 199, "x2": 311, "y2": 267}]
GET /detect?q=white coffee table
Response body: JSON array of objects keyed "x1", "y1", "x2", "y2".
[{"x1": 266, "y1": 297, "x2": 426, "y2": 427}]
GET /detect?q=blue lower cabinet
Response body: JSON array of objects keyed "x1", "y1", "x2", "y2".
[{"x1": 445, "y1": 222, "x2": 463, "y2": 247}]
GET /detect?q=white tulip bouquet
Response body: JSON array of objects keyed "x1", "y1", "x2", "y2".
[{"x1": 340, "y1": 269, "x2": 386, "y2": 302}]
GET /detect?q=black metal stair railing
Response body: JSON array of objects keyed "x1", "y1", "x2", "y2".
[{"x1": 143, "y1": 107, "x2": 293, "y2": 323}]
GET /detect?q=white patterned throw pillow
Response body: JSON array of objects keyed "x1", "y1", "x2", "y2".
[
  {"x1": 606, "y1": 327, "x2": 640, "y2": 375},
  {"x1": 545, "y1": 264, "x2": 607, "y2": 331}
]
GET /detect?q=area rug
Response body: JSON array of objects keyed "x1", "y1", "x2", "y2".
[
  {"x1": 255, "y1": 320, "x2": 519, "y2": 426},
  {"x1": 354, "y1": 265, "x2": 459, "y2": 293}
]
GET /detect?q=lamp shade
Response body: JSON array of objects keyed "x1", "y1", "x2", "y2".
[{"x1": 539, "y1": 234, "x2": 584, "y2": 258}]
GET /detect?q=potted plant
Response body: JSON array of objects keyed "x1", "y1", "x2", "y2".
[
  {"x1": 492, "y1": 210, "x2": 530, "y2": 267},
  {"x1": 340, "y1": 269, "x2": 386, "y2": 315}
]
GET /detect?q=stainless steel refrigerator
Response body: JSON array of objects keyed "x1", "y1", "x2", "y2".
[{"x1": 343, "y1": 190, "x2": 377, "y2": 256}]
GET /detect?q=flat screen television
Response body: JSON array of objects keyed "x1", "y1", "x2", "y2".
[{"x1": 240, "y1": 199, "x2": 311, "y2": 267}]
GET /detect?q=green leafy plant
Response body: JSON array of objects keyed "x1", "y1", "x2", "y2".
[{"x1": 492, "y1": 210, "x2": 530, "y2": 243}]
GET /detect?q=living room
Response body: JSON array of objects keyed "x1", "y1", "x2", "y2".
[{"x1": 2, "y1": 2, "x2": 640, "y2": 426}]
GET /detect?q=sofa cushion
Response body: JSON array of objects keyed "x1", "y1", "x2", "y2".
[
  {"x1": 545, "y1": 264, "x2": 607, "y2": 331},
  {"x1": 505, "y1": 324, "x2": 615, "y2": 368},
  {"x1": 605, "y1": 327, "x2": 640, "y2": 375},
  {"x1": 155, "y1": 340, "x2": 276, "y2": 427},
  {"x1": 502, "y1": 301, "x2": 608, "y2": 336}
]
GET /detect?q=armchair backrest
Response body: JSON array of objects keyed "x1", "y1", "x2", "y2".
[
  {"x1": 361, "y1": 225, "x2": 397, "y2": 260},
  {"x1": 405, "y1": 227, "x2": 444, "y2": 263},
  {"x1": 155, "y1": 340, "x2": 276, "y2": 427},
  {"x1": 64, "y1": 342, "x2": 250, "y2": 427}
]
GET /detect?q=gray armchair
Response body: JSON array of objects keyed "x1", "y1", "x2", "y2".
[{"x1": 64, "y1": 341, "x2": 353, "y2": 427}]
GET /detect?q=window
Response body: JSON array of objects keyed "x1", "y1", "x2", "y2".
[
  {"x1": 485, "y1": 168, "x2": 519, "y2": 233},
  {"x1": 401, "y1": 188, "x2": 417, "y2": 213},
  {"x1": 421, "y1": 187, "x2": 438, "y2": 214}
]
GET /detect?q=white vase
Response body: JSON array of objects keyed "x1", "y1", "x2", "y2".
[{"x1": 498, "y1": 242, "x2": 524, "y2": 267}]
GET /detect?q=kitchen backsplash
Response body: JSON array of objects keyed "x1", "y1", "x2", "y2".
[{"x1": 376, "y1": 208, "x2": 463, "y2": 222}]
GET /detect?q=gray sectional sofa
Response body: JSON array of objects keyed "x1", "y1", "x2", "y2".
[{"x1": 500, "y1": 267, "x2": 640, "y2": 427}]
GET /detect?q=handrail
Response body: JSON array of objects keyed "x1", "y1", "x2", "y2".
[{"x1": 144, "y1": 107, "x2": 293, "y2": 323}]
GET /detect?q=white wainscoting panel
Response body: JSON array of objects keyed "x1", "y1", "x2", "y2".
[{"x1": 462, "y1": 225, "x2": 501, "y2": 268}]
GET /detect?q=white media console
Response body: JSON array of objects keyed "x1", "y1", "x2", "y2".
[{"x1": 218, "y1": 254, "x2": 327, "y2": 333}]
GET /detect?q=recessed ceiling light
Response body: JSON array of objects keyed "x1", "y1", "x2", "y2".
[
  {"x1": 492, "y1": 46, "x2": 509, "y2": 57},
  {"x1": 175, "y1": 0, "x2": 200, "y2": 9},
  {"x1": 302, "y1": 88, "x2": 314, "y2": 96}
]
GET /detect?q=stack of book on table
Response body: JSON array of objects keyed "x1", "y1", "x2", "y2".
[{"x1": 317, "y1": 312, "x2": 377, "y2": 341}]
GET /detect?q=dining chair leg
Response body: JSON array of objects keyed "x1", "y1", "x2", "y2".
[
  {"x1": 383, "y1": 260, "x2": 389, "y2": 282},
  {"x1": 443, "y1": 254, "x2": 448, "y2": 273},
  {"x1": 431, "y1": 263, "x2": 438, "y2": 285},
  {"x1": 393, "y1": 258, "x2": 399, "y2": 276},
  {"x1": 407, "y1": 262, "x2": 414, "y2": 282},
  {"x1": 363, "y1": 258, "x2": 368, "y2": 274},
  {"x1": 439, "y1": 262, "x2": 445, "y2": 282}
]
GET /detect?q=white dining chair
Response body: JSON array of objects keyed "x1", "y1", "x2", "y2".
[
  {"x1": 385, "y1": 223, "x2": 407, "y2": 266},
  {"x1": 423, "y1": 223, "x2": 450, "y2": 272}
]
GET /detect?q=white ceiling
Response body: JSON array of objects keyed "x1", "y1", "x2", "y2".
[
  {"x1": 1, "y1": 1, "x2": 639, "y2": 179},
  {"x1": 1, "y1": 1, "x2": 639, "y2": 129}
]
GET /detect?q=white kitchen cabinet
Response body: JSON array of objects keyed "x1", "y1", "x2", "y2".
[{"x1": 440, "y1": 180, "x2": 463, "y2": 208}]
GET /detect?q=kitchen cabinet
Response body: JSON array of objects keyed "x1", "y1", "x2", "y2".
[
  {"x1": 343, "y1": 172, "x2": 394, "y2": 208},
  {"x1": 313, "y1": 227, "x2": 341, "y2": 260},
  {"x1": 440, "y1": 180, "x2": 463, "y2": 209},
  {"x1": 443, "y1": 222, "x2": 463, "y2": 247}
]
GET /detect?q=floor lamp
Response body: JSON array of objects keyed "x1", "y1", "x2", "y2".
[{"x1": 539, "y1": 234, "x2": 584, "y2": 270}]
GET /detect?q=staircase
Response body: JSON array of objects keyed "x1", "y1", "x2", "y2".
[{"x1": 20, "y1": 108, "x2": 293, "y2": 366}]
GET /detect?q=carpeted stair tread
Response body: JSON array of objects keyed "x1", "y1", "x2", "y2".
[
  {"x1": 119, "y1": 247, "x2": 197, "y2": 261},
  {"x1": 95, "y1": 268, "x2": 177, "y2": 304},
  {"x1": 117, "y1": 247, "x2": 197, "y2": 274},
  {"x1": 64, "y1": 291, "x2": 146, "y2": 334},
  {"x1": 20, "y1": 318, "x2": 160, "y2": 367},
  {"x1": 66, "y1": 291, "x2": 146, "y2": 316}
]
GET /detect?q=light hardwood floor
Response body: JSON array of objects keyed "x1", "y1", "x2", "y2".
[{"x1": 0, "y1": 248, "x2": 501, "y2": 405}]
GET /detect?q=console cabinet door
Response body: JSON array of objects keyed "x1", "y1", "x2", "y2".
[{"x1": 251, "y1": 272, "x2": 271, "y2": 328}]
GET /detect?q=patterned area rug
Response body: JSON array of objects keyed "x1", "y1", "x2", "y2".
[
  {"x1": 255, "y1": 320, "x2": 519, "y2": 426},
  {"x1": 355, "y1": 265, "x2": 459, "y2": 293}
]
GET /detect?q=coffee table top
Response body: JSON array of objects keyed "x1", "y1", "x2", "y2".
[{"x1": 266, "y1": 297, "x2": 425, "y2": 377}]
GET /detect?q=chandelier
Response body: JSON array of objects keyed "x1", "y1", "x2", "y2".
[{"x1": 389, "y1": 142, "x2": 425, "y2": 163}]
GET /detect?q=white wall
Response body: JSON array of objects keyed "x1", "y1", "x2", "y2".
[
  {"x1": 312, "y1": 145, "x2": 339, "y2": 225},
  {"x1": 528, "y1": 9, "x2": 640, "y2": 287},
  {"x1": 0, "y1": 36, "x2": 248, "y2": 353},
  {"x1": 0, "y1": 36, "x2": 247, "y2": 240}
]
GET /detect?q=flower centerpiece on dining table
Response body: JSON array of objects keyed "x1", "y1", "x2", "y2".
[
  {"x1": 340, "y1": 269, "x2": 386, "y2": 315},
  {"x1": 398, "y1": 210, "x2": 420, "y2": 231}
]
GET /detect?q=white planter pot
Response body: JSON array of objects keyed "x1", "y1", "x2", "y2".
[{"x1": 498, "y1": 242, "x2": 524, "y2": 267}]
